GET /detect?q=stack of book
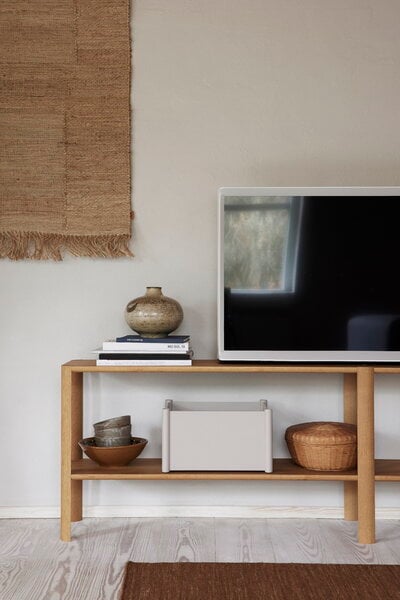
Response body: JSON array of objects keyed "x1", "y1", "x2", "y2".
[{"x1": 94, "y1": 334, "x2": 192, "y2": 366}]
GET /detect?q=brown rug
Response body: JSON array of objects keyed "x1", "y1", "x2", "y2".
[
  {"x1": 0, "y1": 0, "x2": 132, "y2": 260},
  {"x1": 120, "y1": 562, "x2": 400, "y2": 600}
]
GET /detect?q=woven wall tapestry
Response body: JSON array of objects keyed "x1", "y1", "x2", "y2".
[{"x1": 0, "y1": 0, "x2": 132, "y2": 260}]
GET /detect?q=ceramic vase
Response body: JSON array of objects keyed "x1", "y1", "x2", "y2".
[{"x1": 125, "y1": 286, "x2": 183, "y2": 337}]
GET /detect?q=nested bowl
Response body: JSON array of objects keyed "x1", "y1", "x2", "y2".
[
  {"x1": 93, "y1": 416, "x2": 131, "y2": 430},
  {"x1": 79, "y1": 437, "x2": 147, "y2": 467},
  {"x1": 94, "y1": 424, "x2": 131, "y2": 438},
  {"x1": 94, "y1": 435, "x2": 132, "y2": 447}
]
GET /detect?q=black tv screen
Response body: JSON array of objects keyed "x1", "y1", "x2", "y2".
[{"x1": 218, "y1": 187, "x2": 400, "y2": 362}]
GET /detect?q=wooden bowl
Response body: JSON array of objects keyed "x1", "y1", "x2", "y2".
[{"x1": 79, "y1": 437, "x2": 147, "y2": 467}]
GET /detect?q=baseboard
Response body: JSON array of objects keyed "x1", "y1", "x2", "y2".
[
  {"x1": 85, "y1": 506, "x2": 346, "y2": 519},
  {"x1": 1, "y1": 505, "x2": 400, "y2": 519}
]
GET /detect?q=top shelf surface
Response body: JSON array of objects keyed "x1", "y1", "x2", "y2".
[{"x1": 62, "y1": 359, "x2": 378, "y2": 374}]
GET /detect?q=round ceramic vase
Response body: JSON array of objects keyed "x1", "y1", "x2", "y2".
[{"x1": 125, "y1": 287, "x2": 183, "y2": 337}]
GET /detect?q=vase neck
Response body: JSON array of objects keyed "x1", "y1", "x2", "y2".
[{"x1": 146, "y1": 287, "x2": 162, "y2": 297}]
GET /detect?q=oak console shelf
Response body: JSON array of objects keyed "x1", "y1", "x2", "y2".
[
  {"x1": 70, "y1": 458, "x2": 400, "y2": 481},
  {"x1": 71, "y1": 458, "x2": 359, "y2": 481},
  {"x1": 63, "y1": 359, "x2": 359, "y2": 373},
  {"x1": 61, "y1": 359, "x2": 399, "y2": 544}
]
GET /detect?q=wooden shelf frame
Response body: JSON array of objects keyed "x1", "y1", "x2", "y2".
[{"x1": 61, "y1": 359, "x2": 395, "y2": 544}]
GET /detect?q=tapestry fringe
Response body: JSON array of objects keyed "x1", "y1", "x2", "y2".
[{"x1": 0, "y1": 232, "x2": 133, "y2": 261}]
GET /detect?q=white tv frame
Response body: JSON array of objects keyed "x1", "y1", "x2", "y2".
[{"x1": 218, "y1": 186, "x2": 400, "y2": 362}]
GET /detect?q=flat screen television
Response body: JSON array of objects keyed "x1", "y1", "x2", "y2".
[{"x1": 218, "y1": 186, "x2": 400, "y2": 362}]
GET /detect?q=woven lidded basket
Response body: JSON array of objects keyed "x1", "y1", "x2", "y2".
[{"x1": 285, "y1": 421, "x2": 357, "y2": 471}]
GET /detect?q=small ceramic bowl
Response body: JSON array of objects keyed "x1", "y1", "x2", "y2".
[
  {"x1": 94, "y1": 435, "x2": 132, "y2": 447},
  {"x1": 79, "y1": 437, "x2": 147, "y2": 467},
  {"x1": 93, "y1": 416, "x2": 131, "y2": 430},
  {"x1": 94, "y1": 425, "x2": 132, "y2": 438}
]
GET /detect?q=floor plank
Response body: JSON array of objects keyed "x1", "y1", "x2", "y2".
[
  {"x1": 1, "y1": 518, "x2": 400, "y2": 600},
  {"x1": 215, "y1": 519, "x2": 275, "y2": 562},
  {"x1": 268, "y1": 519, "x2": 328, "y2": 563},
  {"x1": 144, "y1": 518, "x2": 216, "y2": 562},
  {"x1": 319, "y1": 519, "x2": 400, "y2": 564}
]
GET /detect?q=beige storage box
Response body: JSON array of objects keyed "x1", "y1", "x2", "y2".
[{"x1": 162, "y1": 400, "x2": 272, "y2": 472}]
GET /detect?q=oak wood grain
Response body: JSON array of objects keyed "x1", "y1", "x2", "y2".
[
  {"x1": 62, "y1": 359, "x2": 359, "y2": 373},
  {"x1": 70, "y1": 458, "x2": 359, "y2": 480},
  {"x1": 61, "y1": 368, "x2": 83, "y2": 542},
  {"x1": 343, "y1": 373, "x2": 358, "y2": 521},
  {"x1": 357, "y1": 367, "x2": 375, "y2": 544}
]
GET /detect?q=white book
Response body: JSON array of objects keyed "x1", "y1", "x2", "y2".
[
  {"x1": 96, "y1": 359, "x2": 192, "y2": 366},
  {"x1": 101, "y1": 342, "x2": 191, "y2": 352}
]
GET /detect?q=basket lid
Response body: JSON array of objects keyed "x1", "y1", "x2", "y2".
[{"x1": 285, "y1": 421, "x2": 357, "y2": 444}]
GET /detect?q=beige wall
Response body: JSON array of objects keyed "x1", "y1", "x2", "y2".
[{"x1": 1, "y1": 0, "x2": 400, "y2": 511}]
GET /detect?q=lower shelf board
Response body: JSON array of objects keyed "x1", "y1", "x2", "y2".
[
  {"x1": 71, "y1": 458, "x2": 361, "y2": 481},
  {"x1": 375, "y1": 459, "x2": 400, "y2": 481},
  {"x1": 70, "y1": 459, "x2": 400, "y2": 481}
]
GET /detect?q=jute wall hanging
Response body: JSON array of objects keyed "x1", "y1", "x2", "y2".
[{"x1": 0, "y1": 0, "x2": 132, "y2": 260}]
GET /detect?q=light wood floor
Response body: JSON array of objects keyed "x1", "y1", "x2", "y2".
[{"x1": 1, "y1": 518, "x2": 400, "y2": 599}]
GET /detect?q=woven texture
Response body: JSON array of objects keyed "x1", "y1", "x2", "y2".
[
  {"x1": 0, "y1": 0, "x2": 132, "y2": 260},
  {"x1": 285, "y1": 422, "x2": 357, "y2": 471},
  {"x1": 120, "y1": 562, "x2": 400, "y2": 600}
]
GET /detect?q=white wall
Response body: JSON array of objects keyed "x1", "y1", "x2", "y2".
[{"x1": 1, "y1": 0, "x2": 400, "y2": 513}]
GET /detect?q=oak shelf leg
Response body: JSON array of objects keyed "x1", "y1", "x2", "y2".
[
  {"x1": 343, "y1": 373, "x2": 358, "y2": 521},
  {"x1": 356, "y1": 367, "x2": 375, "y2": 544},
  {"x1": 61, "y1": 368, "x2": 83, "y2": 542}
]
